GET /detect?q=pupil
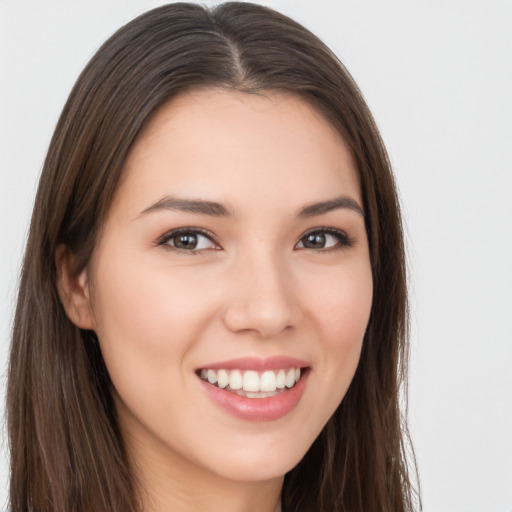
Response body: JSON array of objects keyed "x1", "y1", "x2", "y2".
[
  {"x1": 175, "y1": 234, "x2": 197, "y2": 249},
  {"x1": 305, "y1": 233, "x2": 325, "y2": 248}
]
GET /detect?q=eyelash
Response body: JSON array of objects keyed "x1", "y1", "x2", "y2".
[{"x1": 156, "y1": 226, "x2": 355, "y2": 254}]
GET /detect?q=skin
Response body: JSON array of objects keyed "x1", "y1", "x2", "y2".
[{"x1": 58, "y1": 89, "x2": 373, "y2": 512}]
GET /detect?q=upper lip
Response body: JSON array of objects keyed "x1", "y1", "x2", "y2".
[{"x1": 196, "y1": 356, "x2": 310, "y2": 371}]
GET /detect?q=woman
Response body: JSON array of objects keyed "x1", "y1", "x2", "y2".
[{"x1": 7, "y1": 2, "x2": 419, "y2": 511}]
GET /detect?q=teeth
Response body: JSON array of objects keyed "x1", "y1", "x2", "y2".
[
  {"x1": 260, "y1": 370, "x2": 277, "y2": 392},
  {"x1": 229, "y1": 370, "x2": 243, "y2": 390},
  {"x1": 217, "y1": 369, "x2": 229, "y2": 389},
  {"x1": 285, "y1": 368, "x2": 296, "y2": 388},
  {"x1": 199, "y1": 367, "x2": 302, "y2": 394},
  {"x1": 243, "y1": 370, "x2": 260, "y2": 392},
  {"x1": 276, "y1": 370, "x2": 286, "y2": 389},
  {"x1": 207, "y1": 369, "x2": 217, "y2": 384}
]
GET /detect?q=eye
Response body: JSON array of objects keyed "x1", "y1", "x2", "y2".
[
  {"x1": 158, "y1": 228, "x2": 219, "y2": 252},
  {"x1": 296, "y1": 228, "x2": 354, "y2": 251}
]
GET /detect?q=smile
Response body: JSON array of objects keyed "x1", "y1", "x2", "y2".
[
  {"x1": 198, "y1": 368, "x2": 302, "y2": 397},
  {"x1": 197, "y1": 357, "x2": 310, "y2": 421}
]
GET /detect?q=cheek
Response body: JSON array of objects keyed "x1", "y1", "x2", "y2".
[
  {"x1": 91, "y1": 244, "x2": 216, "y2": 344},
  {"x1": 88, "y1": 249, "x2": 218, "y2": 411},
  {"x1": 309, "y1": 260, "x2": 373, "y2": 348},
  {"x1": 303, "y1": 261, "x2": 372, "y2": 410}
]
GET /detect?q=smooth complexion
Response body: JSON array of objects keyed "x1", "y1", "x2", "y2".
[{"x1": 58, "y1": 89, "x2": 373, "y2": 512}]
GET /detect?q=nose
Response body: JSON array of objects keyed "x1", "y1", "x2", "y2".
[{"x1": 222, "y1": 251, "x2": 300, "y2": 338}]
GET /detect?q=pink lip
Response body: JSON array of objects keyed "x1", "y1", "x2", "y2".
[
  {"x1": 196, "y1": 356, "x2": 309, "y2": 371},
  {"x1": 198, "y1": 361, "x2": 310, "y2": 422}
]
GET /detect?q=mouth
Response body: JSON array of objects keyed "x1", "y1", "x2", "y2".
[
  {"x1": 196, "y1": 357, "x2": 310, "y2": 421},
  {"x1": 197, "y1": 367, "x2": 304, "y2": 398}
]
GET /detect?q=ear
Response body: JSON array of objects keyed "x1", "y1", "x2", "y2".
[{"x1": 55, "y1": 244, "x2": 95, "y2": 330}]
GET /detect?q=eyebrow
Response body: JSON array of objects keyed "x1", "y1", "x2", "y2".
[
  {"x1": 298, "y1": 196, "x2": 364, "y2": 218},
  {"x1": 139, "y1": 194, "x2": 364, "y2": 218},
  {"x1": 140, "y1": 197, "x2": 231, "y2": 217}
]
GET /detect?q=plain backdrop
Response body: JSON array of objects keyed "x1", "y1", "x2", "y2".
[{"x1": 1, "y1": 1, "x2": 511, "y2": 510}]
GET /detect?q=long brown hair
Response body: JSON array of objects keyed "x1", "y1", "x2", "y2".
[{"x1": 7, "y1": 3, "x2": 420, "y2": 511}]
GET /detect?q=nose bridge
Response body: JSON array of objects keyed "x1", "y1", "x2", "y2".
[{"x1": 223, "y1": 244, "x2": 298, "y2": 337}]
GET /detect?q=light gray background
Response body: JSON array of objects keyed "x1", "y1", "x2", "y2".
[{"x1": 1, "y1": 1, "x2": 511, "y2": 510}]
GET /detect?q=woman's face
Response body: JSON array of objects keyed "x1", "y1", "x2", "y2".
[{"x1": 84, "y1": 89, "x2": 373, "y2": 483}]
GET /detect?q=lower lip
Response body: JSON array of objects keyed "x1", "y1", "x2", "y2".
[{"x1": 199, "y1": 370, "x2": 309, "y2": 421}]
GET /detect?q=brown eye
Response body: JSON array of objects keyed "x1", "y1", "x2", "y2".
[
  {"x1": 296, "y1": 229, "x2": 354, "y2": 251},
  {"x1": 302, "y1": 232, "x2": 327, "y2": 249},
  {"x1": 159, "y1": 229, "x2": 218, "y2": 252},
  {"x1": 172, "y1": 233, "x2": 199, "y2": 250}
]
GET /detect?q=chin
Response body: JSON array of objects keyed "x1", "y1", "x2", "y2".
[
  {"x1": 211, "y1": 458, "x2": 299, "y2": 483},
  {"x1": 197, "y1": 433, "x2": 312, "y2": 483}
]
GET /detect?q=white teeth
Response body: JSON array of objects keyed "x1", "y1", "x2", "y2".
[
  {"x1": 217, "y1": 369, "x2": 229, "y2": 389},
  {"x1": 229, "y1": 370, "x2": 243, "y2": 390},
  {"x1": 207, "y1": 369, "x2": 217, "y2": 384},
  {"x1": 243, "y1": 370, "x2": 260, "y2": 392},
  {"x1": 285, "y1": 368, "x2": 296, "y2": 388},
  {"x1": 276, "y1": 369, "x2": 286, "y2": 389},
  {"x1": 199, "y1": 367, "x2": 303, "y2": 394},
  {"x1": 244, "y1": 391, "x2": 279, "y2": 398},
  {"x1": 260, "y1": 370, "x2": 277, "y2": 392}
]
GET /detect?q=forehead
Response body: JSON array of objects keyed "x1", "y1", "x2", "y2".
[{"x1": 116, "y1": 88, "x2": 361, "y2": 215}]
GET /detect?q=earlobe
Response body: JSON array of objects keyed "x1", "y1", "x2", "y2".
[{"x1": 55, "y1": 244, "x2": 95, "y2": 330}]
